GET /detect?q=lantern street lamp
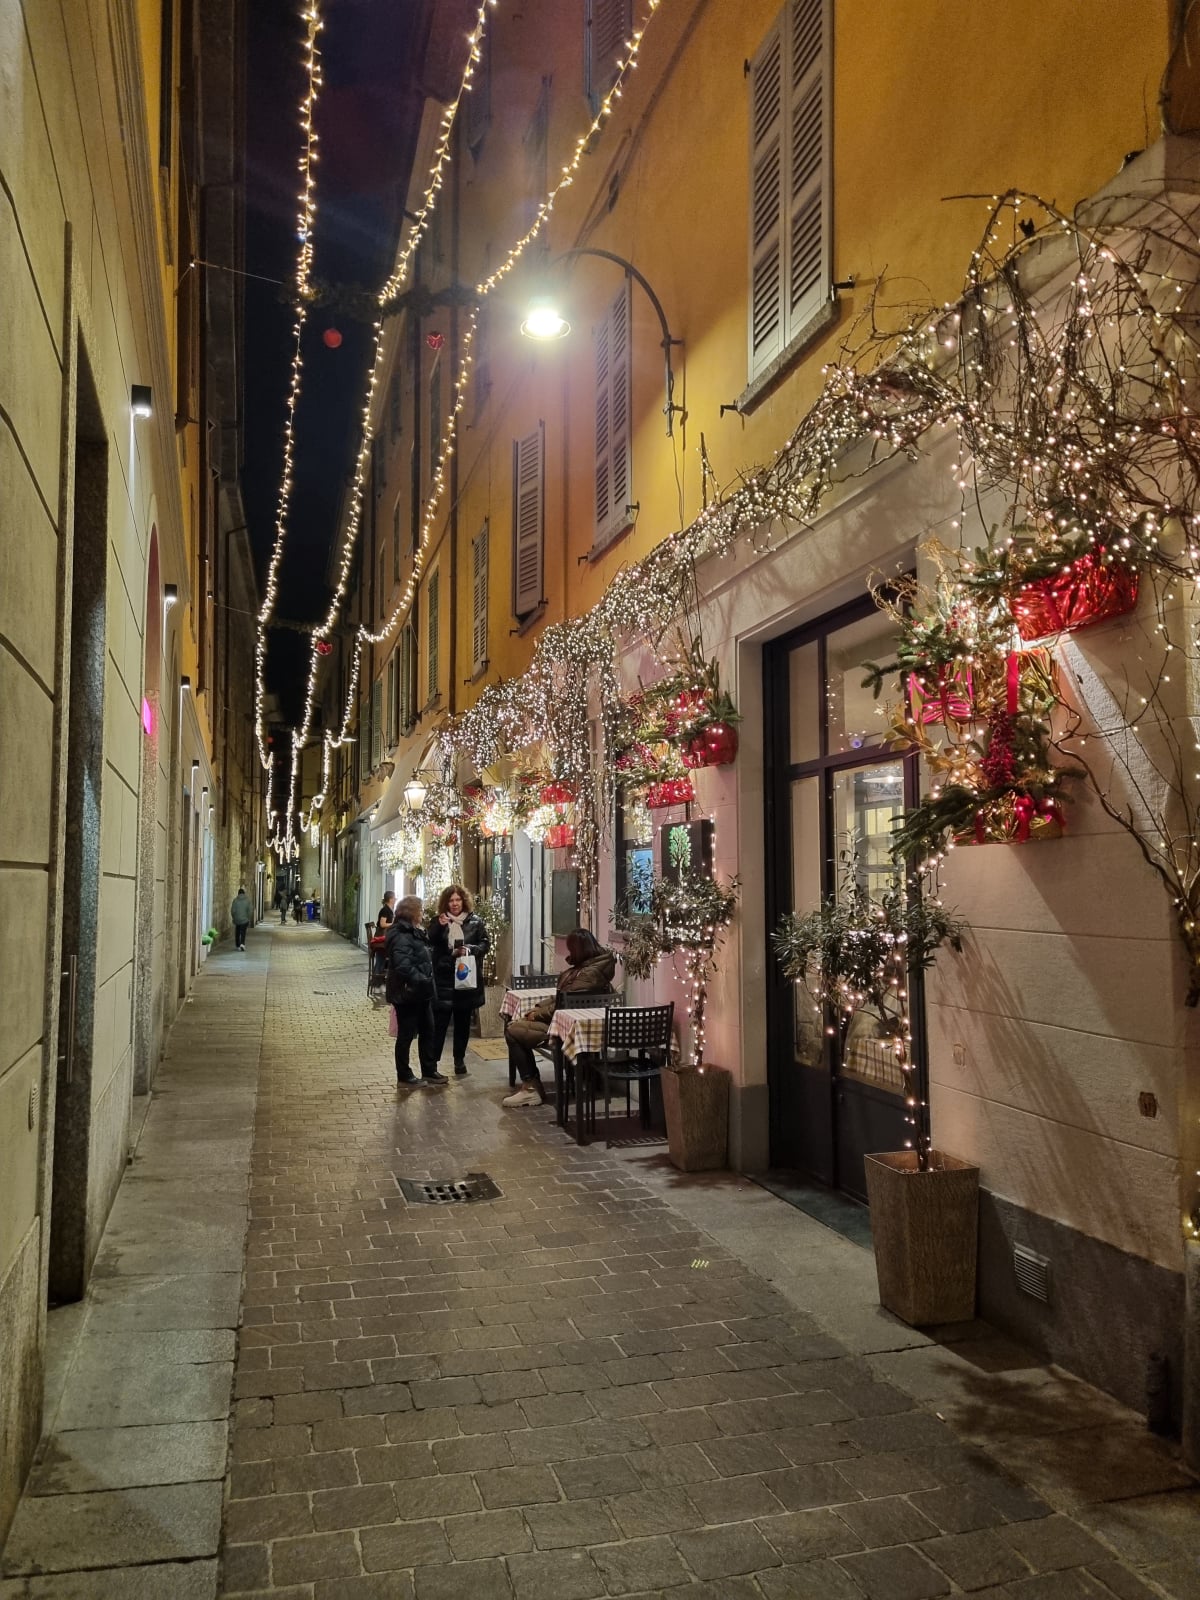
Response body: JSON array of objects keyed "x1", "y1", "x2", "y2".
[{"x1": 403, "y1": 775, "x2": 428, "y2": 815}]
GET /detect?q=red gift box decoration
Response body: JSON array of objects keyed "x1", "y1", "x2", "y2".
[
  {"x1": 681, "y1": 722, "x2": 739, "y2": 769},
  {"x1": 540, "y1": 780, "x2": 576, "y2": 807},
  {"x1": 646, "y1": 777, "x2": 695, "y2": 809},
  {"x1": 545, "y1": 823, "x2": 576, "y2": 850},
  {"x1": 1009, "y1": 548, "x2": 1138, "y2": 642}
]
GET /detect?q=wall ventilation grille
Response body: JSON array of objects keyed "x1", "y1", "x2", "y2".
[{"x1": 1013, "y1": 1244, "x2": 1050, "y2": 1303}]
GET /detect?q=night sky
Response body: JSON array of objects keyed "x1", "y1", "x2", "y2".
[{"x1": 242, "y1": 0, "x2": 426, "y2": 726}]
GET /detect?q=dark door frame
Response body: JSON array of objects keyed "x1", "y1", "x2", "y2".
[{"x1": 763, "y1": 590, "x2": 924, "y2": 1197}]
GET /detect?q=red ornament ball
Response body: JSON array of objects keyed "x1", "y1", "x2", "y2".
[{"x1": 322, "y1": 328, "x2": 343, "y2": 349}]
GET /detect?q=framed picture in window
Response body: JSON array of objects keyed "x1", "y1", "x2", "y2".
[{"x1": 659, "y1": 819, "x2": 713, "y2": 885}]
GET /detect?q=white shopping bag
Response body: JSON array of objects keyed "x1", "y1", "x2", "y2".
[{"x1": 453, "y1": 951, "x2": 477, "y2": 991}]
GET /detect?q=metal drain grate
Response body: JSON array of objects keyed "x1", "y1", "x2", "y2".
[{"x1": 398, "y1": 1173, "x2": 501, "y2": 1205}]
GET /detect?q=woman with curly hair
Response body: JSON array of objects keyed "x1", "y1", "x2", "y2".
[{"x1": 427, "y1": 884, "x2": 490, "y2": 1077}]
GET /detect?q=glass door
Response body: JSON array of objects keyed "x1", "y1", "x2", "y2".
[{"x1": 765, "y1": 597, "x2": 918, "y2": 1200}]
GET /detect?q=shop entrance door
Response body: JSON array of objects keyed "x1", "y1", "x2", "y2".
[{"x1": 764, "y1": 596, "x2": 918, "y2": 1201}]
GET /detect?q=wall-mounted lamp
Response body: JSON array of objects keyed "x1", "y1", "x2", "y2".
[
  {"x1": 520, "y1": 248, "x2": 684, "y2": 435},
  {"x1": 131, "y1": 385, "x2": 153, "y2": 420},
  {"x1": 403, "y1": 776, "x2": 427, "y2": 815},
  {"x1": 164, "y1": 583, "x2": 178, "y2": 609}
]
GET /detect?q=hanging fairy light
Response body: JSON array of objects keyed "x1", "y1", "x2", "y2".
[
  {"x1": 253, "y1": 1, "x2": 325, "y2": 779},
  {"x1": 279, "y1": 0, "x2": 669, "y2": 837}
]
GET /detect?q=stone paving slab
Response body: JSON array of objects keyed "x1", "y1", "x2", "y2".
[
  {"x1": 0, "y1": 932, "x2": 271, "y2": 1597},
  {"x1": 193, "y1": 925, "x2": 1195, "y2": 1600}
]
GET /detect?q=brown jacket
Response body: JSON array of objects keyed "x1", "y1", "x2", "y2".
[{"x1": 522, "y1": 950, "x2": 616, "y2": 1026}]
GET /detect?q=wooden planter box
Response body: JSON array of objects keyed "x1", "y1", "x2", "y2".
[
  {"x1": 863, "y1": 1150, "x2": 979, "y2": 1325},
  {"x1": 663, "y1": 1065, "x2": 729, "y2": 1172}
]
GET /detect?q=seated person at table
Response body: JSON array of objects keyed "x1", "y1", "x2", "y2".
[{"x1": 502, "y1": 928, "x2": 616, "y2": 1109}]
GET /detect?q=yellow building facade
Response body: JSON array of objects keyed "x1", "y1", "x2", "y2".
[{"x1": 326, "y1": 0, "x2": 1200, "y2": 1435}]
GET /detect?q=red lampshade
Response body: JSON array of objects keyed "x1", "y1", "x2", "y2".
[{"x1": 322, "y1": 328, "x2": 343, "y2": 349}]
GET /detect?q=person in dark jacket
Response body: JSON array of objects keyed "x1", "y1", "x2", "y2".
[
  {"x1": 372, "y1": 891, "x2": 396, "y2": 982},
  {"x1": 230, "y1": 888, "x2": 252, "y2": 950},
  {"x1": 385, "y1": 895, "x2": 447, "y2": 1087},
  {"x1": 503, "y1": 928, "x2": 617, "y2": 1107},
  {"x1": 428, "y1": 885, "x2": 490, "y2": 1079},
  {"x1": 291, "y1": 890, "x2": 303, "y2": 925}
]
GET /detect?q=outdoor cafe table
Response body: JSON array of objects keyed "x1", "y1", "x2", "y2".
[
  {"x1": 546, "y1": 1007, "x2": 608, "y2": 1143},
  {"x1": 499, "y1": 986, "x2": 558, "y2": 1020}
]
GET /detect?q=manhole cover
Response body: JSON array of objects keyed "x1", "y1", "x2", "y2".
[{"x1": 398, "y1": 1172, "x2": 501, "y2": 1205}]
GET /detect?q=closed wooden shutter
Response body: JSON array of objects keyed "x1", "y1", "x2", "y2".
[
  {"x1": 472, "y1": 521, "x2": 489, "y2": 671},
  {"x1": 747, "y1": 1, "x2": 830, "y2": 380},
  {"x1": 512, "y1": 424, "x2": 544, "y2": 617},
  {"x1": 585, "y1": 0, "x2": 632, "y2": 111},
  {"x1": 427, "y1": 569, "x2": 440, "y2": 701},
  {"x1": 748, "y1": 16, "x2": 785, "y2": 373},
  {"x1": 594, "y1": 284, "x2": 632, "y2": 549},
  {"x1": 371, "y1": 678, "x2": 382, "y2": 769},
  {"x1": 788, "y1": 0, "x2": 828, "y2": 335},
  {"x1": 399, "y1": 623, "x2": 416, "y2": 732}
]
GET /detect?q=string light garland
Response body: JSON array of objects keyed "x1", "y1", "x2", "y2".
[
  {"x1": 277, "y1": 0, "x2": 670, "y2": 848},
  {"x1": 277, "y1": 0, "x2": 505, "y2": 846},
  {"x1": 253, "y1": 1, "x2": 325, "y2": 788}
]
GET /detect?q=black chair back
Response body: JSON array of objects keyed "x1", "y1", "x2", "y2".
[
  {"x1": 555, "y1": 990, "x2": 624, "y2": 1011},
  {"x1": 511, "y1": 971, "x2": 556, "y2": 989},
  {"x1": 603, "y1": 1002, "x2": 674, "y2": 1053},
  {"x1": 365, "y1": 921, "x2": 377, "y2": 941}
]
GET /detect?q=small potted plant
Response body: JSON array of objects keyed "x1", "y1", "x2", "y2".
[
  {"x1": 619, "y1": 868, "x2": 738, "y2": 1170},
  {"x1": 773, "y1": 870, "x2": 976, "y2": 1325}
]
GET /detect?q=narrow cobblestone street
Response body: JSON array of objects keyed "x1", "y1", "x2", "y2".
[
  {"x1": 218, "y1": 926, "x2": 1197, "y2": 1600},
  {"x1": 3, "y1": 922, "x2": 1197, "y2": 1600}
]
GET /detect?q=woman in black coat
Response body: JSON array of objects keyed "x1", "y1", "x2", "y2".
[
  {"x1": 427, "y1": 884, "x2": 490, "y2": 1078},
  {"x1": 385, "y1": 896, "x2": 446, "y2": 1086}
]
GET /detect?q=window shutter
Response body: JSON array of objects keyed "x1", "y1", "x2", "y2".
[
  {"x1": 748, "y1": 2, "x2": 831, "y2": 378},
  {"x1": 472, "y1": 521, "x2": 489, "y2": 671},
  {"x1": 748, "y1": 16, "x2": 785, "y2": 374},
  {"x1": 512, "y1": 424, "x2": 544, "y2": 617},
  {"x1": 594, "y1": 285, "x2": 632, "y2": 548},
  {"x1": 389, "y1": 373, "x2": 402, "y2": 439},
  {"x1": 359, "y1": 697, "x2": 371, "y2": 781},
  {"x1": 399, "y1": 623, "x2": 416, "y2": 732},
  {"x1": 371, "y1": 678, "x2": 382, "y2": 769},
  {"x1": 392, "y1": 498, "x2": 402, "y2": 580},
  {"x1": 585, "y1": 0, "x2": 632, "y2": 110},
  {"x1": 427, "y1": 569, "x2": 440, "y2": 700},
  {"x1": 428, "y1": 358, "x2": 442, "y2": 483},
  {"x1": 787, "y1": 0, "x2": 829, "y2": 337}
]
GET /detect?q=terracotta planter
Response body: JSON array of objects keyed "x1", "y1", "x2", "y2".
[
  {"x1": 662, "y1": 1065, "x2": 729, "y2": 1171},
  {"x1": 863, "y1": 1150, "x2": 979, "y2": 1325}
]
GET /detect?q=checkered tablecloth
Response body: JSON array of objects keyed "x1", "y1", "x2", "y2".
[
  {"x1": 500, "y1": 986, "x2": 558, "y2": 1020},
  {"x1": 547, "y1": 1007, "x2": 607, "y2": 1062}
]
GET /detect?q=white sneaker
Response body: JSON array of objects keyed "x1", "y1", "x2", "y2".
[{"x1": 502, "y1": 1087, "x2": 544, "y2": 1109}]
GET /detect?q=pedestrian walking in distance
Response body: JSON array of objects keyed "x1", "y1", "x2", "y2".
[
  {"x1": 292, "y1": 890, "x2": 303, "y2": 925},
  {"x1": 231, "y1": 887, "x2": 252, "y2": 951},
  {"x1": 428, "y1": 885, "x2": 490, "y2": 1078},
  {"x1": 386, "y1": 895, "x2": 447, "y2": 1087},
  {"x1": 372, "y1": 890, "x2": 395, "y2": 985},
  {"x1": 276, "y1": 886, "x2": 288, "y2": 926},
  {"x1": 504, "y1": 928, "x2": 616, "y2": 1107}
]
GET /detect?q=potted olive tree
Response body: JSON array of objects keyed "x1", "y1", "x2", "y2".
[
  {"x1": 619, "y1": 869, "x2": 738, "y2": 1171},
  {"x1": 773, "y1": 877, "x2": 977, "y2": 1325}
]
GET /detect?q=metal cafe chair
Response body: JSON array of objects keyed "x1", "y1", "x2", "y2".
[
  {"x1": 505, "y1": 973, "x2": 560, "y2": 1086},
  {"x1": 366, "y1": 922, "x2": 387, "y2": 1000},
  {"x1": 581, "y1": 1002, "x2": 675, "y2": 1148},
  {"x1": 542, "y1": 992, "x2": 626, "y2": 1126}
]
